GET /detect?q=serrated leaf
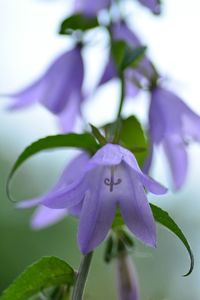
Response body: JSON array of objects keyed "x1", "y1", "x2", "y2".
[
  {"x1": 59, "y1": 13, "x2": 99, "y2": 35},
  {"x1": 7, "y1": 133, "x2": 99, "y2": 200},
  {"x1": 0, "y1": 256, "x2": 76, "y2": 300},
  {"x1": 150, "y1": 203, "x2": 194, "y2": 276}
]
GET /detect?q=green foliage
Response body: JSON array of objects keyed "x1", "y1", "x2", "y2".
[
  {"x1": 104, "y1": 115, "x2": 148, "y2": 167},
  {"x1": 120, "y1": 116, "x2": 148, "y2": 166},
  {"x1": 7, "y1": 133, "x2": 99, "y2": 200},
  {"x1": 90, "y1": 124, "x2": 107, "y2": 145},
  {"x1": 112, "y1": 208, "x2": 124, "y2": 229},
  {"x1": 111, "y1": 40, "x2": 146, "y2": 73},
  {"x1": 59, "y1": 14, "x2": 99, "y2": 35},
  {"x1": 0, "y1": 257, "x2": 76, "y2": 300},
  {"x1": 111, "y1": 203, "x2": 194, "y2": 275},
  {"x1": 151, "y1": 204, "x2": 194, "y2": 276}
]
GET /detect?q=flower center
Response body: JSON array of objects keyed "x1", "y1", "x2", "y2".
[{"x1": 104, "y1": 166, "x2": 122, "y2": 192}]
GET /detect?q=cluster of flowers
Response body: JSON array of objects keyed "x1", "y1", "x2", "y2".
[{"x1": 5, "y1": 0, "x2": 200, "y2": 299}]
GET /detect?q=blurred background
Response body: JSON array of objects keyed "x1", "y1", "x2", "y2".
[{"x1": 0, "y1": 0, "x2": 200, "y2": 299}]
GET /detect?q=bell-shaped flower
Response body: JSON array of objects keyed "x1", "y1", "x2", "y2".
[
  {"x1": 17, "y1": 152, "x2": 90, "y2": 229},
  {"x1": 149, "y1": 86, "x2": 200, "y2": 189},
  {"x1": 99, "y1": 21, "x2": 155, "y2": 98},
  {"x1": 40, "y1": 144, "x2": 167, "y2": 254},
  {"x1": 6, "y1": 46, "x2": 84, "y2": 132},
  {"x1": 116, "y1": 254, "x2": 139, "y2": 300},
  {"x1": 137, "y1": 0, "x2": 161, "y2": 14},
  {"x1": 74, "y1": 0, "x2": 111, "y2": 16}
]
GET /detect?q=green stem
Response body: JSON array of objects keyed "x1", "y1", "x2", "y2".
[
  {"x1": 71, "y1": 252, "x2": 93, "y2": 300},
  {"x1": 117, "y1": 73, "x2": 125, "y2": 119}
]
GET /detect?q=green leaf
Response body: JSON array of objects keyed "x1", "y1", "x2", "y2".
[
  {"x1": 120, "y1": 116, "x2": 148, "y2": 167},
  {"x1": 121, "y1": 46, "x2": 147, "y2": 71},
  {"x1": 112, "y1": 208, "x2": 124, "y2": 229},
  {"x1": 7, "y1": 133, "x2": 99, "y2": 200},
  {"x1": 59, "y1": 13, "x2": 99, "y2": 35},
  {"x1": 90, "y1": 124, "x2": 107, "y2": 145},
  {"x1": 0, "y1": 256, "x2": 76, "y2": 300},
  {"x1": 103, "y1": 116, "x2": 148, "y2": 167},
  {"x1": 150, "y1": 203, "x2": 194, "y2": 276},
  {"x1": 111, "y1": 40, "x2": 146, "y2": 73},
  {"x1": 111, "y1": 40, "x2": 127, "y2": 72}
]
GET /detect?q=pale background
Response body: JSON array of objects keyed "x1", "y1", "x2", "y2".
[{"x1": 0, "y1": 0, "x2": 200, "y2": 299}]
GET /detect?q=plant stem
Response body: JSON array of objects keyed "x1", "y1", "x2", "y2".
[
  {"x1": 117, "y1": 73, "x2": 125, "y2": 119},
  {"x1": 71, "y1": 252, "x2": 93, "y2": 300}
]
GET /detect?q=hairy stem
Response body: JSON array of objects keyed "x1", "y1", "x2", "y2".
[{"x1": 71, "y1": 252, "x2": 93, "y2": 300}]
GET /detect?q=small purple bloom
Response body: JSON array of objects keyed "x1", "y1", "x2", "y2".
[
  {"x1": 40, "y1": 144, "x2": 167, "y2": 254},
  {"x1": 137, "y1": 0, "x2": 161, "y2": 14},
  {"x1": 17, "y1": 152, "x2": 90, "y2": 229},
  {"x1": 116, "y1": 254, "x2": 139, "y2": 300},
  {"x1": 74, "y1": 0, "x2": 111, "y2": 16},
  {"x1": 99, "y1": 21, "x2": 155, "y2": 97},
  {"x1": 7, "y1": 46, "x2": 84, "y2": 132},
  {"x1": 149, "y1": 86, "x2": 200, "y2": 189}
]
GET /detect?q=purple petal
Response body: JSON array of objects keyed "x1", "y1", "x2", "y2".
[
  {"x1": 58, "y1": 92, "x2": 82, "y2": 133},
  {"x1": 78, "y1": 167, "x2": 116, "y2": 254},
  {"x1": 42, "y1": 177, "x2": 86, "y2": 209},
  {"x1": 179, "y1": 102, "x2": 200, "y2": 142},
  {"x1": 117, "y1": 255, "x2": 140, "y2": 300},
  {"x1": 142, "y1": 142, "x2": 154, "y2": 174},
  {"x1": 74, "y1": 0, "x2": 111, "y2": 16},
  {"x1": 40, "y1": 47, "x2": 84, "y2": 114},
  {"x1": 87, "y1": 144, "x2": 123, "y2": 169},
  {"x1": 31, "y1": 206, "x2": 67, "y2": 230},
  {"x1": 138, "y1": 0, "x2": 161, "y2": 14},
  {"x1": 163, "y1": 135, "x2": 188, "y2": 189},
  {"x1": 119, "y1": 164, "x2": 156, "y2": 247},
  {"x1": 58, "y1": 152, "x2": 90, "y2": 186},
  {"x1": 150, "y1": 87, "x2": 186, "y2": 141},
  {"x1": 6, "y1": 78, "x2": 43, "y2": 110},
  {"x1": 6, "y1": 47, "x2": 84, "y2": 117},
  {"x1": 149, "y1": 88, "x2": 167, "y2": 144},
  {"x1": 112, "y1": 21, "x2": 141, "y2": 47},
  {"x1": 16, "y1": 198, "x2": 42, "y2": 209},
  {"x1": 87, "y1": 144, "x2": 167, "y2": 194},
  {"x1": 98, "y1": 57, "x2": 117, "y2": 86},
  {"x1": 125, "y1": 68, "x2": 141, "y2": 98},
  {"x1": 17, "y1": 153, "x2": 89, "y2": 209}
]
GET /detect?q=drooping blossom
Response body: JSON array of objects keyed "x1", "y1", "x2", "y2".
[
  {"x1": 38, "y1": 144, "x2": 167, "y2": 254},
  {"x1": 116, "y1": 253, "x2": 139, "y2": 300},
  {"x1": 99, "y1": 21, "x2": 155, "y2": 98},
  {"x1": 6, "y1": 46, "x2": 84, "y2": 132},
  {"x1": 17, "y1": 152, "x2": 90, "y2": 229},
  {"x1": 137, "y1": 0, "x2": 161, "y2": 14},
  {"x1": 148, "y1": 86, "x2": 200, "y2": 189},
  {"x1": 74, "y1": 0, "x2": 111, "y2": 16}
]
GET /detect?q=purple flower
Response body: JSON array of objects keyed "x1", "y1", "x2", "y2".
[
  {"x1": 17, "y1": 152, "x2": 90, "y2": 229},
  {"x1": 137, "y1": 0, "x2": 161, "y2": 14},
  {"x1": 116, "y1": 254, "x2": 139, "y2": 300},
  {"x1": 74, "y1": 0, "x2": 111, "y2": 16},
  {"x1": 99, "y1": 21, "x2": 155, "y2": 97},
  {"x1": 7, "y1": 46, "x2": 84, "y2": 132},
  {"x1": 149, "y1": 86, "x2": 200, "y2": 189},
  {"x1": 40, "y1": 144, "x2": 167, "y2": 254}
]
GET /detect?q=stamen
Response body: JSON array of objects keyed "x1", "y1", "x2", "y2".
[{"x1": 104, "y1": 167, "x2": 122, "y2": 192}]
